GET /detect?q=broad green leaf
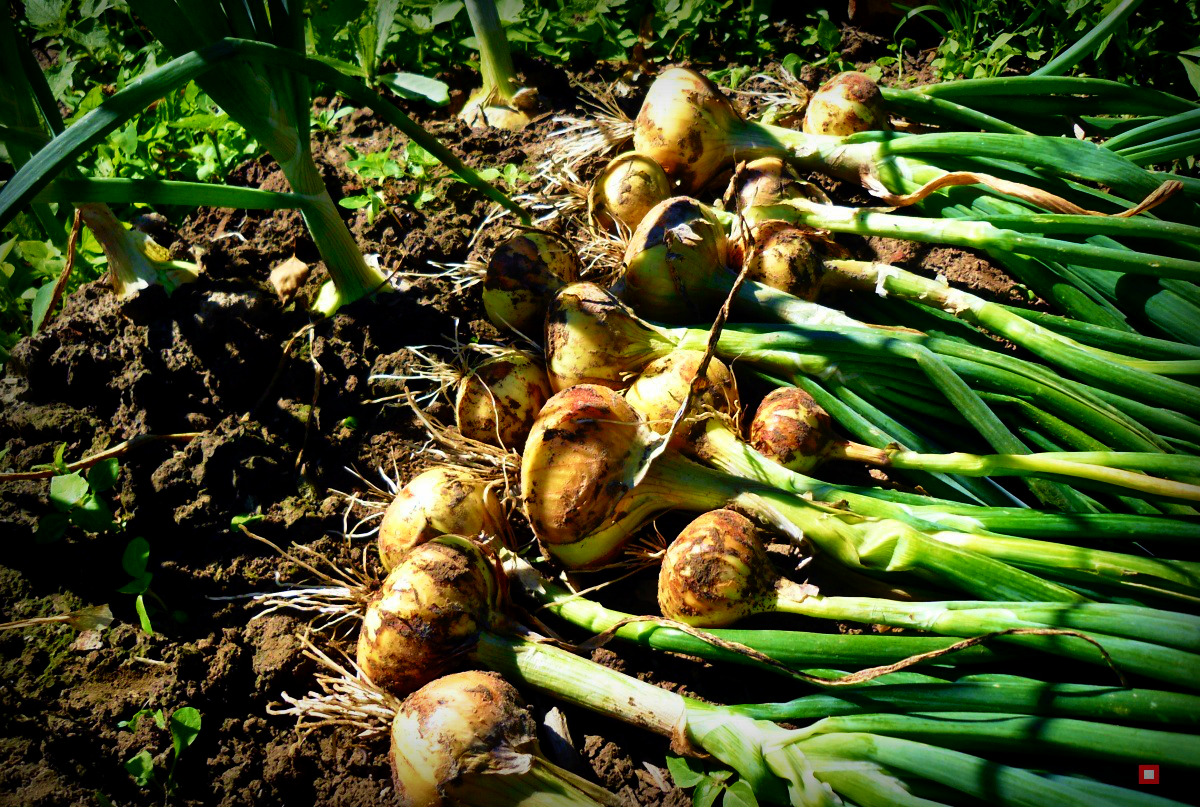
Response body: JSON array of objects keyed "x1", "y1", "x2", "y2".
[
  {"x1": 374, "y1": 0, "x2": 402, "y2": 58},
  {"x1": 24, "y1": 0, "x2": 70, "y2": 30},
  {"x1": 49, "y1": 472, "x2": 89, "y2": 510},
  {"x1": 30, "y1": 280, "x2": 55, "y2": 332},
  {"x1": 666, "y1": 755, "x2": 706, "y2": 789},
  {"x1": 123, "y1": 749, "x2": 155, "y2": 786},
  {"x1": 116, "y1": 573, "x2": 152, "y2": 595},
  {"x1": 35, "y1": 511, "x2": 69, "y2": 544},
  {"x1": 46, "y1": 60, "x2": 76, "y2": 104},
  {"x1": 229, "y1": 513, "x2": 263, "y2": 530},
  {"x1": 118, "y1": 707, "x2": 164, "y2": 732},
  {"x1": 693, "y1": 779, "x2": 722, "y2": 807},
  {"x1": 121, "y1": 536, "x2": 151, "y2": 578},
  {"x1": 87, "y1": 458, "x2": 120, "y2": 493},
  {"x1": 68, "y1": 493, "x2": 116, "y2": 533},
  {"x1": 1183, "y1": 47, "x2": 1200, "y2": 58},
  {"x1": 722, "y1": 779, "x2": 758, "y2": 807},
  {"x1": 781, "y1": 53, "x2": 804, "y2": 78},
  {"x1": 169, "y1": 707, "x2": 202, "y2": 757},
  {"x1": 377, "y1": 72, "x2": 450, "y2": 106},
  {"x1": 134, "y1": 593, "x2": 153, "y2": 635},
  {"x1": 338, "y1": 195, "x2": 371, "y2": 210},
  {"x1": 167, "y1": 113, "x2": 231, "y2": 130},
  {"x1": 496, "y1": 0, "x2": 524, "y2": 25},
  {"x1": 430, "y1": 0, "x2": 462, "y2": 27},
  {"x1": 1180, "y1": 56, "x2": 1200, "y2": 97}
]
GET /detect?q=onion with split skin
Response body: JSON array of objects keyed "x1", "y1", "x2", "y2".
[
  {"x1": 484, "y1": 231, "x2": 581, "y2": 335},
  {"x1": 358, "y1": 535, "x2": 501, "y2": 696},
  {"x1": 802, "y1": 72, "x2": 890, "y2": 137},
  {"x1": 378, "y1": 468, "x2": 506, "y2": 570},
  {"x1": 588, "y1": 152, "x2": 673, "y2": 234},
  {"x1": 659, "y1": 509, "x2": 811, "y2": 628},
  {"x1": 456, "y1": 350, "x2": 553, "y2": 449}
]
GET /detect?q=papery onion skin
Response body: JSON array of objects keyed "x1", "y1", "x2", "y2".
[
  {"x1": 658, "y1": 509, "x2": 779, "y2": 628},
  {"x1": 743, "y1": 220, "x2": 825, "y2": 302},
  {"x1": 544, "y1": 282, "x2": 675, "y2": 391},
  {"x1": 391, "y1": 670, "x2": 536, "y2": 807},
  {"x1": 589, "y1": 152, "x2": 673, "y2": 234},
  {"x1": 358, "y1": 536, "x2": 498, "y2": 697},
  {"x1": 619, "y1": 196, "x2": 731, "y2": 321},
  {"x1": 483, "y1": 232, "x2": 581, "y2": 335},
  {"x1": 802, "y1": 72, "x2": 888, "y2": 137},
  {"x1": 456, "y1": 351, "x2": 553, "y2": 449},
  {"x1": 520, "y1": 384, "x2": 648, "y2": 547},
  {"x1": 378, "y1": 468, "x2": 505, "y2": 571},
  {"x1": 624, "y1": 351, "x2": 740, "y2": 440},
  {"x1": 749, "y1": 387, "x2": 836, "y2": 473},
  {"x1": 633, "y1": 68, "x2": 745, "y2": 194}
]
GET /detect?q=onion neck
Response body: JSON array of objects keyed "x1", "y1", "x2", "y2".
[
  {"x1": 731, "y1": 120, "x2": 883, "y2": 185},
  {"x1": 465, "y1": 0, "x2": 522, "y2": 105},
  {"x1": 825, "y1": 440, "x2": 890, "y2": 465}
]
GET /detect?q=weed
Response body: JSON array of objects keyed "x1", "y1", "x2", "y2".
[{"x1": 119, "y1": 705, "x2": 203, "y2": 803}]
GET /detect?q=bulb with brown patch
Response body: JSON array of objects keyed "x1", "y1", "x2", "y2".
[
  {"x1": 378, "y1": 468, "x2": 506, "y2": 570},
  {"x1": 742, "y1": 220, "x2": 826, "y2": 301},
  {"x1": 456, "y1": 350, "x2": 553, "y2": 450},
  {"x1": 750, "y1": 387, "x2": 887, "y2": 473},
  {"x1": 658, "y1": 509, "x2": 812, "y2": 627},
  {"x1": 588, "y1": 152, "x2": 673, "y2": 234},
  {"x1": 483, "y1": 231, "x2": 581, "y2": 335},
  {"x1": 624, "y1": 350, "x2": 740, "y2": 447},
  {"x1": 802, "y1": 72, "x2": 889, "y2": 137},
  {"x1": 357, "y1": 536, "x2": 500, "y2": 697}
]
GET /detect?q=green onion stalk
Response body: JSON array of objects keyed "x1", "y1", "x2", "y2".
[
  {"x1": 620, "y1": 350, "x2": 1200, "y2": 600},
  {"x1": 657, "y1": 508, "x2": 1200, "y2": 691},
  {"x1": 460, "y1": 0, "x2": 537, "y2": 130},
  {"x1": 521, "y1": 382, "x2": 1090, "y2": 601},
  {"x1": 356, "y1": 535, "x2": 1199, "y2": 807},
  {"x1": 508, "y1": 553, "x2": 1200, "y2": 721}
]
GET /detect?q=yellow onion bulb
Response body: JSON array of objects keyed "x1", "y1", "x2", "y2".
[
  {"x1": 802, "y1": 72, "x2": 889, "y2": 136},
  {"x1": 460, "y1": 88, "x2": 536, "y2": 132},
  {"x1": 729, "y1": 157, "x2": 805, "y2": 212},
  {"x1": 544, "y1": 282, "x2": 675, "y2": 391},
  {"x1": 633, "y1": 68, "x2": 746, "y2": 194},
  {"x1": 588, "y1": 152, "x2": 673, "y2": 234},
  {"x1": 620, "y1": 197, "x2": 731, "y2": 322},
  {"x1": 624, "y1": 351, "x2": 740, "y2": 441},
  {"x1": 520, "y1": 384, "x2": 651, "y2": 547},
  {"x1": 391, "y1": 671, "x2": 538, "y2": 807},
  {"x1": 742, "y1": 220, "x2": 826, "y2": 301},
  {"x1": 658, "y1": 509, "x2": 781, "y2": 627},
  {"x1": 483, "y1": 232, "x2": 581, "y2": 334},
  {"x1": 357, "y1": 536, "x2": 499, "y2": 696},
  {"x1": 378, "y1": 468, "x2": 505, "y2": 571},
  {"x1": 749, "y1": 387, "x2": 836, "y2": 473},
  {"x1": 455, "y1": 351, "x2": 553, "y2": 449}
]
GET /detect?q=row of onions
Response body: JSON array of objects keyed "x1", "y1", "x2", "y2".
[{"x1": 267, "y1": 61, "x2": 1200, "y2": 806}]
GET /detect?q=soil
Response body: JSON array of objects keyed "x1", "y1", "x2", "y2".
[{"x1": 0, "y1": 22, "x2": 1040, "y2": 807}]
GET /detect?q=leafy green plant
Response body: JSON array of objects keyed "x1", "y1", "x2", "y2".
[
  {"x1": 667, "y1": 755, "x2": 759, "y2": 807},
  {"x1": 36, "y1": 451, "x2": 121, "y2": 542},
  {"x1": 117, "y1": 536, "x2": 184, "y2": 635},
  {"x1": 119, "y1": 705, "x2": 202, "y2": 800}
]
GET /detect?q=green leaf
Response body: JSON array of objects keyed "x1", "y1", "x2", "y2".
[
  {"x1": 229, "y1": 513, "x2": 263, "y2": 530},
  {"x1": 95, "y1": 792, "x2": 114, "y2": 807},
  {"x1": 35, "y1": 512, "x2": 69, "y2": 544},
  {"x1": 666, "y1": 755, "x2": 706, "y2": 789},
  {"x1": 169, "y1": 707, "x2": 202, "y2": 758},
  {"x1": 496, "y1": 0, "x2": 524, "y2": 25},
  {"x1": 1179, "y1": 56, "x2": 1200, "y2": 97},
  {"x1": 722, "y1": 779, "x2": 758, "y2": 807},
  {"x1": 24, "y1": 0, "x2": 70, "y2": 30},
  {"x1": 134, "y1": 594, "x2": 154, "y2": 635},
  {"x1": 377, "y1": 72, "x2": 450, "y2": 106},
  {"x1": 31, "y1": 280, "x2": 56, "y2": 333},
  {"x1": 816, "y1": 17, "x2": 841, "y2": 52},
  {"x1": 124, "y1": 749, "x2": 155, "y2": 786},
  {"x1": 121, "y1": 536, "x2": 151, "y2": 578},
  {"x1": 49, "y1": 472, "x2": 90, "y2": 510},
  {"x1": 693, "y1": 779, "x2": 722, "y2": 807},
  {"x1": 338, "y1": 195, "x2": 371, "y2": 210},
  {"x1": 68, "y1": 493, "x2": 116, "y2": 533},
  {"x1": 1183, "y1": 47, "x2": 1200, "y2": 58},
  {"x1": 52, "y1": 442, "x2": 68, "y2": 472},
  {"x1": 118, "y1": 707, "x2": 164, "y2": 732},
  {"x1": 430, "y1": 0, "x2": 463, "y2": 27},
  {"x1": 87, "y1": 458, "x2": 120, "y2": 493}
]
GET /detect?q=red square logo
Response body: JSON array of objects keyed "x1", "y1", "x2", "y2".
[{"x1": 1139, "y1": 765, "x2": 1160, "y2": 785}]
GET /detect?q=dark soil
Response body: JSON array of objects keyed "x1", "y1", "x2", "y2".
[{"x1": 0, "y1": 29, "x2": 1041, "y2": 807}]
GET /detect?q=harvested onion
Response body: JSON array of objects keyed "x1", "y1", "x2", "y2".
[
  {"x1": 455, "y1": 350, "x2": 552, "y2": 449},
  {"x1": 802, "y1": 72, "x2": 889, "y2": 136},
  {"x1": 378, "y1": 468, "x2": 505, "y2": 571},
  {"x1": 484, "y1": 231, "x2": 581, "y2": 334},
  {"x1": 588, "y1": 152, "x2": 672, "y2": 234}
]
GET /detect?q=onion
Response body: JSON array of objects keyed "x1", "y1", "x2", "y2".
[
  {"x1": 588, "y1": 152, "x2": 672, "y2": 234},
  {"x1": 802, "y1": 72, "x2": 889, "y2": 136},
  {"x1": 659, "y1": 509, "x2": 809, "y2": 628},
  {"x1": 624, "y1": 350, "x2": 741, "y2": 440},
  {"x1": 742, "y1": 219, "x2": 825, "y2": 301},
  {"x1": 748, "y1": 387, "x2": 844, "y2": 474},
  {"x1": 456, "y1": 350, "x2": 553, "y2": 449},
  {"x1": 544, "y1": 282, "x2": 676, "y2": 391},
  {"x1": 378, "y1": 468, "x2": 506, "y2": 571},
  {"x1": 357, "y1": 536, "x2": 500, "y2": 696},
  {"x1": 483, "y1": 231, "x2": 581, "y2": 334}
]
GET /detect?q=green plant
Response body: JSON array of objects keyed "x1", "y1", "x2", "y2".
[
  {"x1": 117, "y1": 536, "x2": 183, "y2": 635},
  {"x1": 119, "y1": 705, "x2": 202, "y2": 800},
  {"x1": 36, "y1": 451, "x2": 121, "y2": 541}
]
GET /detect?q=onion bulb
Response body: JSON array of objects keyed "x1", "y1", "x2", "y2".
[
  {"x1": 658, "y1": 509, "x2": 812, "y2": 628},
  {"x1": 378, "y1": 468, "x2": 506, "y2": 571},
  {"x1": 802, "y1": 72, "x2": 889, "y2": 137},
  {"x1": 588, "y1": 152, "x2": 672, "y2": 234},
  {"x1": 358, "y1": 536, "x2": 500, "y2": 696},
  {"x1": 483, "y1": 231, "x2": 581, "y2": 335},
  {"x1": 742, "y1": 220, "x2": 825, "y2": 301},
  {"x1": 544, "y1": 282, "x2": 677, "y2": 391},
  {"x1": 624, "y1": 350, "x2": 740, "y2": 440},
  {"x1": 750, "y1": 387, "x2": 891, "y2": 473},
  {"x1": 456, "y1": 350, "x2": 553, "y2": 449}
]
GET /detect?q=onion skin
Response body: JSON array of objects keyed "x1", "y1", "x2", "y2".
[
  {"x1": 391, "y1": 671, "x2": 537, "y2": 807},
  {"x1": 520, "y1": 385, "x2": 649, "y2": 548},
  {"x1": 624, "y1": 351, "x2": 740, "y2": 441},
  {"x1": 619, "y1": 196, "x2": 731, "y2": 321},
  {"x1": 544, "y1": 282, "x2": 675, "y2": 391},
  {"x1": 743, "y1": 220, "x2": 826, "y2": 301},
  {"x1": 484, "y1": 232, "x2": 581, "y2": 335},
  {"x1": 658, "y1": 509, "x2": 781, "y2": 628},
  {"x1": 358, "y1": 536, "x2": 499, "y2": 697},
  {"x1": 749, "y1": 387, "x2": 836, "y2": 474},
  {"x1": 588, "y1": 152, "x2": 673, "y2": 234},
  {"x1": 378, "y1": 468, "x2": 505, "y2": 571},
  {"x1": 456, "y1": 351, "x2": 553, "y2": 449},
  {"x1": 802, "y1": 72, "x2": 888, "y2": 137},
  {"x1": 633, "y1": 68, "x2": 745, "y2": 194}
]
